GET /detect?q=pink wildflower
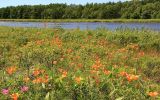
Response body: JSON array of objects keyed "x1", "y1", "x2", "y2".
[
  {"x1": 20, "y1": 86, "x2": 29, "y2": 92},
  {"x1": 2, "y1": 89, "x2": 9, "y2": 95}
]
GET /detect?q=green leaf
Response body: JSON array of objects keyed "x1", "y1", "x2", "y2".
[
  {"x1": 44, "y1": 92, "x2": 50, "y2": 100},
  {"x1": 115, "y1": 97, "x2": 124, "y2": 100},
  {"x1": 42, "y1": 83, "x2": 45, "y2": 88},
  {"x1": 51, "y1": 32, "x2": 54, "y2": 37}
]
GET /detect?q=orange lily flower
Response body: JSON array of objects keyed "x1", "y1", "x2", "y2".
[
  {"x1": 62, "y1": 71, "x2": 68, "y2": 78},
  {"x1": 10, "y1": 93, "x2": 20, "y2": 100},
  {"x1": 75, "y1": 77, "x2": 83, "y2": 84},
  {"x1": 126, "y1": 74, "x2": 139, "y2": 82},
  {"x1": 119, "y1": 71, "x2": 128, "y2": 77},
  {"x1": 33, "y1": 69, "x2": 41, "y2": 76},
  {"x1": 6, "y1": 66, "x2": 17, "y2": 75},
  {"x1": 42, "y1": 75, "x2": 49, "y2": 83},
  {"x1": 148, "y1": 92, "x2": 159, "y2": 97},
  {"x1": 24, "y1": 77, "x2": 30, "y2": 82},
  {"x1": 138, "y1": 51, "x2": 145, "y2": 57},
  {"x1": 32, "y1": 77, "x2": 43, "y2": 84},
  {"x1": 90, "y1": 70, "x2": 98, "y2": 74},
  {"x1": 103, "y1": 69, "x2": 111, "y2": 75}
]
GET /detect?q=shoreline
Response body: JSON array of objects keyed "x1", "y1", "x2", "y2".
[{"x1": 0, "y1": 19, "x2": 160, "y2": 23}]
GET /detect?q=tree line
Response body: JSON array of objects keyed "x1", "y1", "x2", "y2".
[{"x1": 0, "y1": 0, "x2": 160, "y2": 19}]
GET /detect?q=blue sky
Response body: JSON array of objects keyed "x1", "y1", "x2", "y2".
[{"x1": 0, "y1": 0, "x2": 127, "y2": 8}]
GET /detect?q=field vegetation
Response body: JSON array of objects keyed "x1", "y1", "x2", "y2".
[{"x1": 0, "y1": 26, "x2": 160, "y2": 100}]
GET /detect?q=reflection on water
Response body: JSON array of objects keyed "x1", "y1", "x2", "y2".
[{"x1": 0, "y1": 21, "x2": 160, "y2": 31}]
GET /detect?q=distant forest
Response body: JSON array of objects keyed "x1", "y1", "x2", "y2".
[{"x1": 0, "y1": 0, "x2": 160, "y2": 19}]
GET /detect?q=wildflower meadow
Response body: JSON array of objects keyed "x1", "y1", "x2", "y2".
[{"x1": 0, "y1": 26, "x2": 160, "y2": 100}]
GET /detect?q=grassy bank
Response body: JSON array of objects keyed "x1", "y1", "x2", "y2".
[
  {"x1": 0, "y1": 26, "x2": 160, "y2": 99},
  {"x1": 0, "y1": 19, "x2": 160, "y2": 23}
]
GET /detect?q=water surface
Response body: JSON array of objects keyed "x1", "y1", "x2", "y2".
[{"x1": 0, "y1": 21, "x2": 160, "y2": 31}]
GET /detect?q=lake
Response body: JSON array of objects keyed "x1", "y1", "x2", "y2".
[{"x1": 0, "y1": 21, "x2": 160, "y2": 31}]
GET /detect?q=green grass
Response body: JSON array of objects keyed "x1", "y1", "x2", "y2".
[
  {"x1": 0, "y1": 19, "x2": 160, "y2": 23},
  {"x1": 0, "y1": 26, "x2": 160, "y2": 100}
]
